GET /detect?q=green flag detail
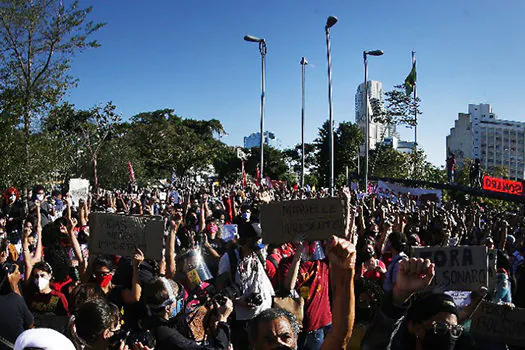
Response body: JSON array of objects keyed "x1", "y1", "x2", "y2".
[{"x1": 404, "y1": 61, "x2": 417, "y2": 95}]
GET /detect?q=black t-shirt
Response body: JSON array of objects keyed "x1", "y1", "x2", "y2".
[
  {"x1": 0, "y1": 293, "x2": 33, "y2": 349},
  {"x1": 203, "y1": 237, "x2": 225, "y2": 276}
]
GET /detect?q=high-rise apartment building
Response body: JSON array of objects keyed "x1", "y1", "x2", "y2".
[
  {"x1": 446, "y1": 104, "x2": 525, "y2": 180},
  {"x1": 355, "y1": 80, "x2": 395, "y2": 151}
]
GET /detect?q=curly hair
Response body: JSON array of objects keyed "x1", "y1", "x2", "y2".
[{"x1": 247, "y1": 308, "x2": 300, "y2": 345}]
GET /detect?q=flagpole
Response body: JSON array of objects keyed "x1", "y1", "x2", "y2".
[{"x1": 412, "y1": 50, "x2": 417, "y2": 153}]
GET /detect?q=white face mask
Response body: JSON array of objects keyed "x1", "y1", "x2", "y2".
[
  {"x1": 35, "y1": 277, "x2": 50, "y2": 291},
  {"x1": 9, "y1": 195, "x2": 16, "y2": 202},
  {"x1": 36, "y1": 194, "x2": 44, "y2": 201}
]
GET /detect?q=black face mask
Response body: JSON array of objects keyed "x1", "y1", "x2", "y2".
[
  {"x1": 422, "y1": 330, "x2": 457, "y2": 350},
  {"x1": 364, "y1": 250, "x2": 375, "y2": 260}
]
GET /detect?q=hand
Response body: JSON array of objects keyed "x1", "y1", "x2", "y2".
[
  {"x1": 35, "y1": 200, "x2": 41, "y2": 209},
  {"x1": 326, "y1": 236, "x2": 356, "y2": 272},
  {"x1": 393, "y1": 258, "x2": 435, "y2": 304},
  {"x1": 132, "y1": 248, "x2": 144, "y2": 267},
  {"x1": 215, "y1": 297, "x2": 234, "y2": 321},
  {"x1": 7, "y1": 264, "x2": 20, "y2": 287},
  {"x1": 67, "y1": 217, "x2": 78, "y2": 230}
]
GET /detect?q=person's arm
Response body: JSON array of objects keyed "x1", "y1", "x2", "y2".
[
  {"x1": 392, "y1": 258, "x2": 435, "y2": 306},
  {"x1": 22, "y1": 227, "x2": 35, "y2": 285},
  {"x1": 498, "y1": 221, "x2": 508, "y2": 250},
  {"x1": 167, "y1": 217, "x2": 181, "y2": 279},
  {"x1": 32, "y1": 201, "x2": 43, "y2": 263},
  {"x1": 321, "y1": 236, "x2": 356, "y2": 350},
  {"x1": 8, "y1": 265, "x2": 22, "y2": 297},
  {"x1": 67, "y1": 213, "x2": 87, "y2": 280},
  {"x1": 122, "y1": 248, "x2": 144, "y2": 304},
  {"x1": 283, "y1": 244, "x2": 305, "y2": 292},
  {"x1": 203, "y1": 234, "x2": 221, "y2": 260}
]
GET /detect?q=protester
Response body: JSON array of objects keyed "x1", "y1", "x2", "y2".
[{"x1": 0, "y1": 177, "x2": 522, "y2": 350}]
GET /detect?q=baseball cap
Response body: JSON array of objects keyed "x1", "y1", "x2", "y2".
[
  {"x1": 406, "y1": 293, "x2": 458, "y2": 324},
  {"x1": 238, "y1": 222, "x2": 262, "y2": 239}
]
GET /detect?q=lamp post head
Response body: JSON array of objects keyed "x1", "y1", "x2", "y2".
[
  {"x1": 326, "y1": 16, "x2": 338, "y2": 29},
  {"x1": 300, "y1": 57, "x2": 308, "y2": 65},
  {"x1": 244, "y1": 35, "x2": 263, "y2": 43},
  {"x1": 365, "y1": 50, "x2": 384, "y2": 56}
]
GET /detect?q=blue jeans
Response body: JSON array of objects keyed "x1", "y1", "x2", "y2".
[{"x1": 300, "y1": 324, "x2": 332, "y2": 350}]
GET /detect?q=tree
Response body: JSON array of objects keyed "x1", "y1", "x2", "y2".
[
  {"x1": 313, "y1": 120, "x2": 364, "y2": 187},
  {"x1": 245, "y1": 145, "x2": 288, "y2": 181},
  {"x1": 371, "y1": 84, "x2": 422, "y2": 129},
  {"x1": 44, "y1": 102, "x2": 121, "y2": 190},
  {"x1": 0, "y1": 0, "x2": 104, "y2": 184}
]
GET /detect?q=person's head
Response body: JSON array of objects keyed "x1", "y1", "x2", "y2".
[
  {"x1": 32, "y1": 261, "x2": 53, "y2": 293},
  {"x1": 14, "y1": 328, "x2": 76, "y2": 350},
  {"x1": 142, "y1": 277, "x2": 185, "y2": 320},
  {"x1": 387, "y1": 231, "x2": 407, "y2": 255},
  {"x1": 69, "y1": 283, "x2": 105, "y2": 314},
  {"x1": 92, "y1": 257, "x2": 115, "y2": 289},
  {"x1": 405, "y1": 293, "x2": 461, "y2": 350},
  {"x1": 73, "y1": 299, "x2": 121, "y2": 349},
  {"x1": 248, "y1": 308, "x2": 300, "y2": 350},
  {"x1": 238, "y1": 222, "x2": 262, "y2": 251},
  {"x1": 5, "y1": 187, "x2": 19, "y2": 204},
  {"x1": 205, "y1": 219, "x2": 219, "y2": 239},
  {"x1": 482, "y1": 236, "x2": 494, "y2": 250},
  {"x1": 33, "y1": 185, "x2": 46, "y2": 201}
]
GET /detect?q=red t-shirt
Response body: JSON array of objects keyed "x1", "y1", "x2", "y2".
[
  {"x1": 27, "y1": 290, "x2": 69, "y2": 317},
  {"x1": 279, "y1": 257, "x2": 332, "y2": 332}
]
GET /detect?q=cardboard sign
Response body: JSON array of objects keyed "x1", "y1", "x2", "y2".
[
  {"x1": 69, "y1": 178, "x2": 90, "y2": 207},
  {"x1": 471, "y1": 301, "x2": 525, "y2": 346},
  {"x1": 259, "y1": 198, "x2": 345, "y2": 245},
  {"x1": 412, "y1": 246, "x2": 488, "y2": 291},
  {"x1": 483, "y1": 176, "x2": 523, "y2": 195},
  {"x1": 89, "y1": 213, "x2": 164, "y2": 260},
  {"x1": 376, "y1": 180, "x2": 442, "y2": 207}
]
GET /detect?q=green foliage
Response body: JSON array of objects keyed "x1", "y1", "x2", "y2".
[
  {"x1": 371, "y1": 84, "x2": 422, "y2": 128},
  {"x1": 245, "y1": 146, "x2": 288, "y2": 181},
  {"x1": 313, "y1": 120, "x2": 364, "y2": 187},
  {"x1": 0, "y1": 0, "x2": 104, "y2": 182}
]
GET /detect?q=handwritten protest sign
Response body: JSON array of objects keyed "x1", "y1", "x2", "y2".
[
  {"x1": 412, "y1": 246, "x2": 488, "y2": 291},
  {"x1": 89, "y1": 213, "x2": 164, "y2": 260},
  {"x1": 260, "y1": 198, "x2": 345, "y2": 245},
  {"x1": 376, "y1": 180, "x2": 442, "y2": 207},
  {"x1": 69, "y1": 178, "x2": 90, "y2": 207},
  {"x1": 471, "y1": 301, "x2": 525, "y2": 346}
]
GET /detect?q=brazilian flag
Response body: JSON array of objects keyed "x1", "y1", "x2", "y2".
[{"x1": 404, "y1": 61, "x2": 417, "y2": 95}]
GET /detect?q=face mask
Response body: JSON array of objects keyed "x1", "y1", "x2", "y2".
[
  {"x1": 241, "y1": 212, "x2": 251, "y2": 221},
  {"x1": 9, "y1": 195, "x2": 16, "y2": 202},
  {"x1": 35, "y1": 277, "x2": 50, "y2": 291},
  {"x1": 36, "y1": 194, "x2": 44, "y2": 201},
  {"x1": 207, "y1": 224, "x2": 218, "y2": 235},
  {"x1": 96, "y1": 274, "x2": 113, "y2": 288},
  {"x1": 422, "y1": 329, "x2": 457, "y2": 350},
  {"x1": 170, "y1": 298, "x2": 184, "y2": 319}
]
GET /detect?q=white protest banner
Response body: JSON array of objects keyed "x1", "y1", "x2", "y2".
[
  {"x1": 221, "y1": 224, "x2": 238, "y2": 242},
  {"x1": 69, "y1": 178, "x2": 90, "y2": 207},
  {"x1": 89, "y1": 213, "x2": 164, "y2": 260},
  {"x1": 412, "y1": 246, "x2": 488, "y2": 291},
  {"x1": 260, "y1": 198, "x2": 345, "y2": 245},
  {"x1": 471, "y1": 301, "x2": 525, "y2": 346},
  {"x1": 376, "y1": 180, "x2": 442, "y2": 207}
]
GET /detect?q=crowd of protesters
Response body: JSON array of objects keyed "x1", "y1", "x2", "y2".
[{"x1": 0, "y1": 179, "x2": 523, "y2": 350}]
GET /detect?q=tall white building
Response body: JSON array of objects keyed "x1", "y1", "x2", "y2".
[
  {"x1": 355, "y1": 80, "x2": 395, "y2": 151},
  {"x1": 446, "y1": 104, "x2": 525, "y2": 180}
]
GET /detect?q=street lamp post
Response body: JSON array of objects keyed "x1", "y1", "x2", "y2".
[
  {"x1": 325, "y1": 16, "x2": 337, "y2": 197},
  {"x1": 244, "y1": 35, "x2": 267, "y2": 184},
  {"x1": 300, "y1": 56, "x2": 308, "y2": 188},
  {"x1": 363, "y1": 49, "x2": 383, "y2": 191}
]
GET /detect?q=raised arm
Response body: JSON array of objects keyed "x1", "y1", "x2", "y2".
[
  {"x1": 321, "y1": 236, "x2": 356, "y2": 350},
  {"x1": 121, "y1": 248, "x2": 144, "y2": 304},
  {"x1": 32, "y1": 201, "x2": 43, "y2": 263},
  {"x1": 166, "y1": 216, "x2": 181, "y2": 279}
]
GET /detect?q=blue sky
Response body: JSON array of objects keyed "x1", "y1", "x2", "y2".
[{"x1": 68, "y1": 0, "x2": 525, "y2": 166}]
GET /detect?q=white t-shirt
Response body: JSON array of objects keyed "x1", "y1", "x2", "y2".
[{"x1": 218, "y1": 249, "x2": 274, "y2": 320}]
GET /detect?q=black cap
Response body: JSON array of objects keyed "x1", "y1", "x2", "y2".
[
  {"x1": 238, "y1": 222, "x2": 262, "y2": 239},
  {"x1": 406, "y1": 293, "x2": 458, "y2": 323}
]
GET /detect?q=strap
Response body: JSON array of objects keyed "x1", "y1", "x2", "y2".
[
  {"x1": 267, "y1": 255, "x2": 279, "y2": 270},
  {"x1": 0, "y1": 334, "x2": 14, "y2": 349}
]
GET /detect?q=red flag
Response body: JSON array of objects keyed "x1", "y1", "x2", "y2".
[
  {"x1": 127, "y1": 161, "x2": 136, "y2": 183},
  {"x1": 242, "y1": 161, "x2": 247, "y2": 188}
]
